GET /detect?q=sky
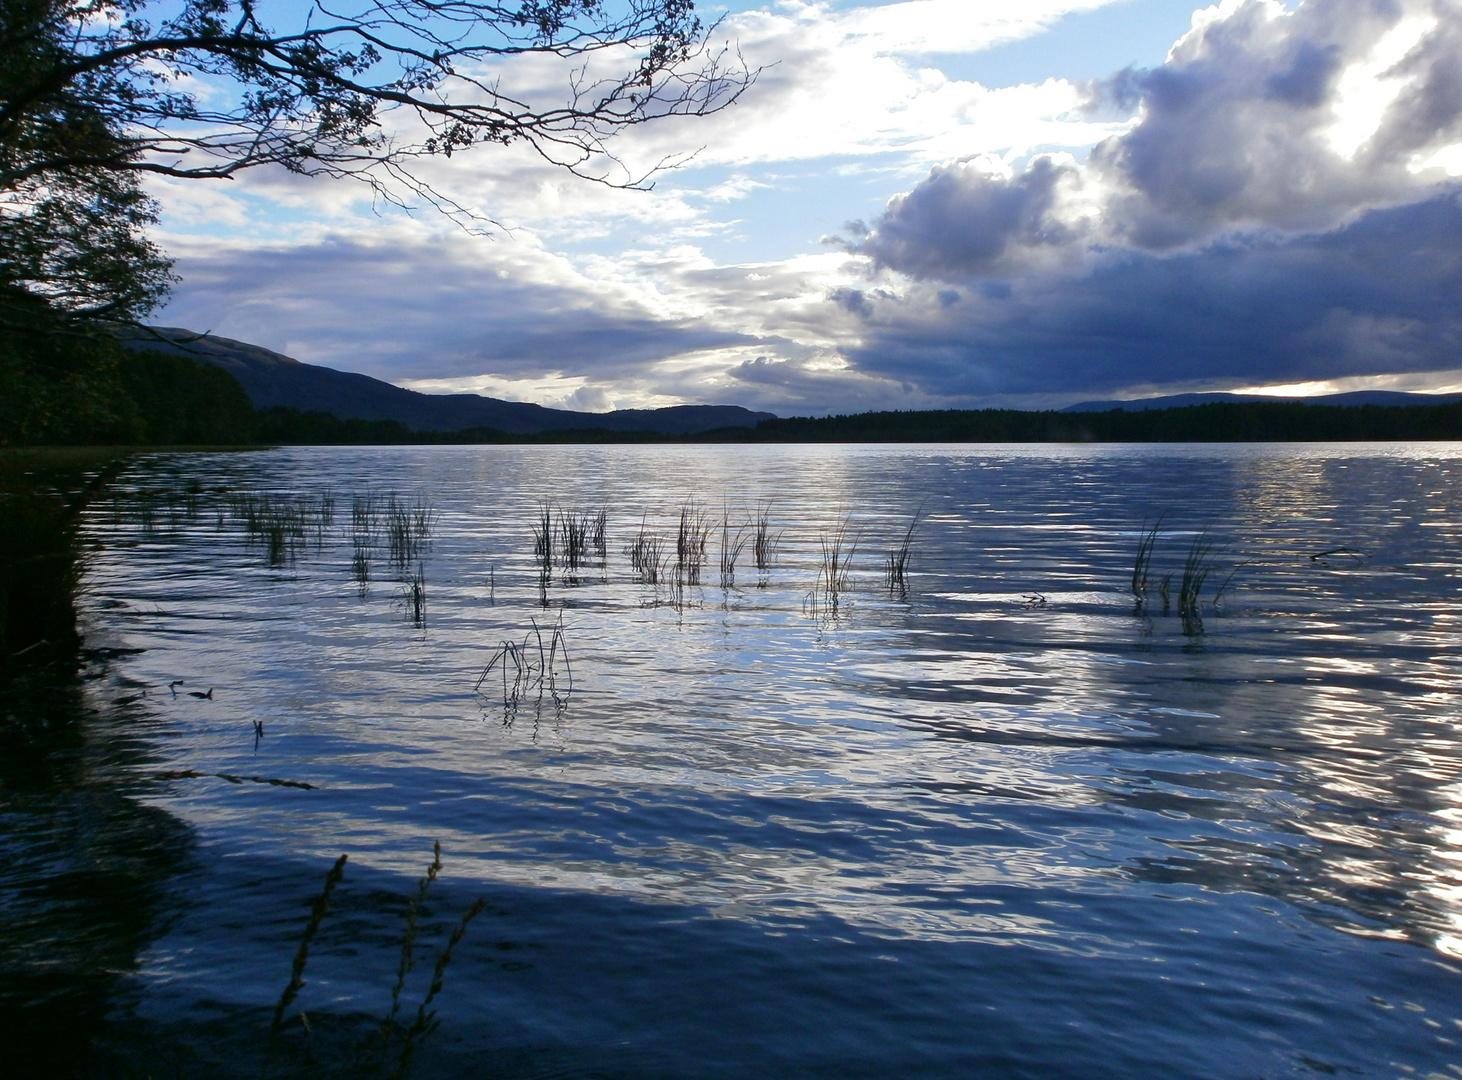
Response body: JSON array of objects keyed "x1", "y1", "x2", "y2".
[{"x1": 149, "y1": 0, "x2": 1462, "y2": 415}]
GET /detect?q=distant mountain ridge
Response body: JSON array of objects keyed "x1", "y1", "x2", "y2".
[
  {"x1": 1062, "y1": 390, "x2": 1462, "y2": 412},
  {"x1": 123, "y1": 328, "x2": 775, "y2": 435}
]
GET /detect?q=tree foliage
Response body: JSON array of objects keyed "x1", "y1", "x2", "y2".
[{"x1": 0, "y1": 0, "x2": 747, "y2": 323}]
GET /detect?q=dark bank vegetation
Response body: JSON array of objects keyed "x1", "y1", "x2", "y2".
[
  {"x1": 1, "y1": 304, "x2": 255, "y2": 447},
  {"x1": 0, "y1": 451, "x2": 130, "y2": 686}
]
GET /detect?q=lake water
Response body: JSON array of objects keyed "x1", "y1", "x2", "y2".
[{"x1": 6, "y1": 443, "x2": 1462, "y2": 1078}]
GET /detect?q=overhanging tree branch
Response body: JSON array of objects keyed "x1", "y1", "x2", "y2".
[{"x1": 1, "y1": 0, "x2": 754, "y2": 323}]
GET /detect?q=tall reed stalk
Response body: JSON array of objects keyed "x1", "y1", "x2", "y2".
[
  {"x1": 1178, "y1": 533, "x2": 1220, "y2": 634},
  {"x1": 719, "y1": 508, "x2": 749, "y2": 590},
  {"x1": 884, "y1": 510, "x2": 920, "y2": 594},
  {"x1": 809, "y1": 516, "x2": 857, "y2": 616},
  {"x1": 752, "y1": 503, "x2": 779, "y2": 573},
  {"x1": 400, "y1": 564, "x2": 427, "y2": 627},
  {"x1": 266, "y1": 846, "x2": 486, "y2": 1079},
  {"x1": 390, "y1": 898, "x2": 487, "y2": 1080},
  {"x1": 376, "y1": 843, "x2": 441, "y2": 1064},
  {"x1": 269, "y1": 853, "x2": 349, "y2": 1055},
  {"x1": 1131, "y1": 518, "x2": 1163, "y2": 613},
  {"x1": 228, "y1": 490, "x2": 337, "y2": 567}
]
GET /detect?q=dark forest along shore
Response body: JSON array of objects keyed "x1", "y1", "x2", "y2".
[{"x1": 4, "y1": 443, "x2": 1461, "y2": 1078}]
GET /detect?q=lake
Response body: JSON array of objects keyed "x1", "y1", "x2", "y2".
[{"x1": 6, "y1": 442, "x2": 1461, "y2": 1078}]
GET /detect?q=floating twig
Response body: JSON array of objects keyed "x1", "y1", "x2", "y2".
[{"x1": 155, "y1": 769, "x2": 317, "y2": 790}]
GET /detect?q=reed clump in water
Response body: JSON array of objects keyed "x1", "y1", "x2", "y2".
[
  {"x1": 807, "y1": 515, "x2": 857, "y2": 617},
  {"x1": 1130, "y1": 519, "x2": 1232, "y2": 632},
  {"x1": 474, "y1": 617, "x2": 572, "y2": 719},
  {"x1": 229, "y1": 491, "x2": 335, "y2": 568},
  {"x1": 108, "y1": 483, "x2": 209, "y2": 536},
  {"x1": 624, "y1": 515, "x2": 666, "y2": 585},
  {"x1": 352, "y1": 545, "x2": 372, "y2": 595},
  {"x1": 557, "y1": 506, "x2": 607, "y2": 574},
  {"x1": 531, "y1": 501, "x2": 553, "y2": 572},
  {"x1": 558, "y1": 508, "x2": 588, "y2": 569},
  {"x1": 884, "y1": 511, "x2": 921, "y2": 595},
  {"x1": 351, "y1": 494, "x2": 382, "y2": 594},
  {"x1": 676, "y1": 499, "x2": 710, "y2": 586},
  {"x1": 386, "y1": 496, "x2": 434, "y2": 571}
]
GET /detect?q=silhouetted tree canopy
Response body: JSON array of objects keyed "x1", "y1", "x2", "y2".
[{"x1": 1, "y1": 0, "x2": 748, "y2": 323}]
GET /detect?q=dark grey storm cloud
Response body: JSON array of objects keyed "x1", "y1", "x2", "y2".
[
  {"x1": 845, "y1": 192, "x2": 1462, "y2": 398},
  {"x1": 843, "y1": 0, "x2": 1462, "y2": 399}
]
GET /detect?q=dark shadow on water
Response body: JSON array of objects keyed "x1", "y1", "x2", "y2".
[{"x1": 0, "y1": 672, "x2": 196, "y2": 1079}]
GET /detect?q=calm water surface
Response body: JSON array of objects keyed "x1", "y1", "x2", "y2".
[{"x1": 7, "y1": 443, "x2": 1462, "y2": 1078}]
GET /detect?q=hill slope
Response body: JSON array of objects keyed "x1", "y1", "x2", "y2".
[{"x1": 124, "y1": 328, "x2": 774, "y2": 435}]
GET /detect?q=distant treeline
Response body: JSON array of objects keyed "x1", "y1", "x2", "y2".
[
  {"x1": 199, "y1": 395, "x2": 1462, "y2": 445},
  {"x1": 255, "y1": 398, "x2": 1462, "y2": 445},
  {"x1": 6, "y1": 313, "x2": 1462, "y2": 446},
  {"x1": 723, "y1": 402, "x2": 1462, "y2": 442}
]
